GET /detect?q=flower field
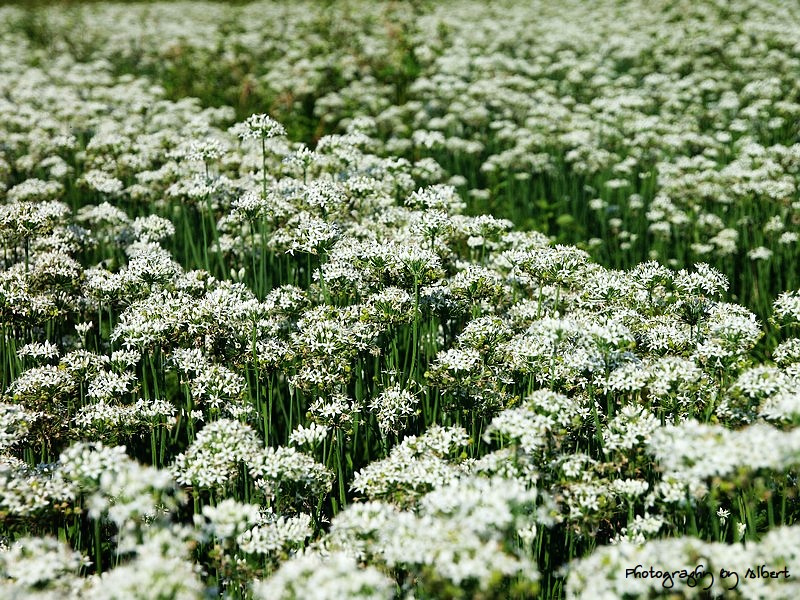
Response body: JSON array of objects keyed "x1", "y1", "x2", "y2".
[{"x1": 2, "y1": 0, "x2": 800, "y2": 598}]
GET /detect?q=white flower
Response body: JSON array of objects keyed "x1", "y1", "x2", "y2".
[
  {"x1": 747, "y1": 245, "x2": 773, "y2": 261},
  {"x1": 253, "y1": 551, "x2": 393, "y2": 600},
  {"x1": 196, "y1": 498, "x2": 261, "y2": 541},
  {"x1": 289, "y1": 423, "x2": 329, "y2": 447},
  {"x1": 233, "y1": 114, "x2": 287, "y2": 140},
  {"x1": 369, "y1": 385, "x2": 418, "y2": 436},
  {"x1": 172, "y1": 419, "x2": 262, "y2": 489}
]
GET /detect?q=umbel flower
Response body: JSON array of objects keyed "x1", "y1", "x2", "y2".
[
  {"x1": 171, "y1": 419, "x2": 261, "y2": 489},
  {"x1": 233, "y1": 114, "x2": 287, "y2": 141}
]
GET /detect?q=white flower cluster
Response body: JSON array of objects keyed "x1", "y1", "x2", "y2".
[
  {"x1": 233, "y1": 113, "x2": 287, "y2": 141},
  {"x1": 567, "y1": 525, "x2": 800, "y2": 599},
  {"x1": 0, "y1": 536, "x2": 89, "y2": 596},
  {"x1": 248, "y1": 445, "x2": 334, "y2": 500},
  {"x1": 485, "y1": 389, "x2": 587, "y2": 455},
  {"x1": 288, "y1": 422, "x2": 329, "y2": 447},
  {"x1": 0, "y1": 404, "x2": 38, "y2": 450},
  {"x1": 0, "y1": 456, "x2": 76, "y2": 517},
  {"x1": 369, "y1": 384, "x2": 418, "y2": 436},
  {"x1": 322, "y1": 474, "x2": 541, "y2": 594},
  {"x1": 352, "y1": 426, "x2": 469, "y2": 501},
  {"x1": 253, "y1": 551, "x2": 393, "y2": 600},
  {"x1": 172, "y1": 419, "x2": 261, "y2": 488},
  {"x1": 237, "y1": 513, "x2": 312, "y2": 556},
  {"x1": 648, "y1": 421, "x2": 800, "y2": 500},
  {"x1": 73, "y1": 398, "x2": 175, "y2": 432}
]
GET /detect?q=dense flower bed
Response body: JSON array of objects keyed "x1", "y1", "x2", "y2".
[{"x1": 1, "y1": 1, "x2": 800, "y2": 598}]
